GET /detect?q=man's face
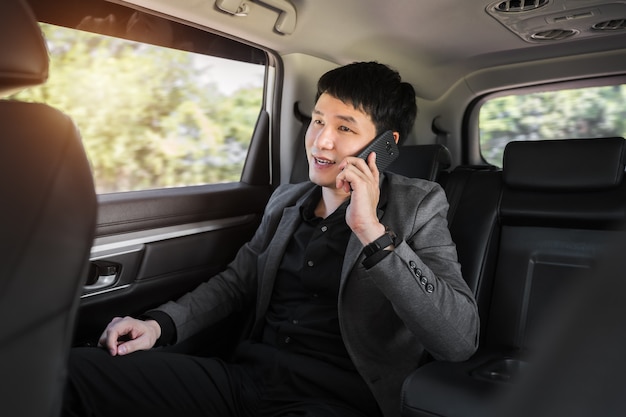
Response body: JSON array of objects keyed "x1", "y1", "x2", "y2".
[{"x1": 305, "y1": 93, "x2": 377, "y2": 189}]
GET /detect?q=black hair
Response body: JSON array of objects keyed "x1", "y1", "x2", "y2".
[{"x1": 315, "y1": 61, "x2": 417, "y2": 144}]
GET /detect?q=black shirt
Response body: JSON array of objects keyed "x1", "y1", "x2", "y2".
[
  {"x1": 252, "y1": 186, "x2": 379, "y2": 415},
  {"x1": 262, "y1": 187, "x2": 354, "y2": 370}
]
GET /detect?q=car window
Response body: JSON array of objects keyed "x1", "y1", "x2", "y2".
[
  {"x1": 11, "y1": 20, "x2": 267, "y2": 194},
  {"x1": 479, "y1": 82, "x2": 626, "y2": 167}
]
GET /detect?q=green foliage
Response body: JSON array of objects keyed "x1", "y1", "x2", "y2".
[
  {"x1": 479, "y1": 85, "x2": 626, "y2": 166},
  {"x1": 11, "y1": 24, "x2": 264, "y2": 193}
]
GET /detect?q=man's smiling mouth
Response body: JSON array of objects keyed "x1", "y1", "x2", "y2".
[{"x1": 314, "y1": 157, "x2": 335, "y2": 165}]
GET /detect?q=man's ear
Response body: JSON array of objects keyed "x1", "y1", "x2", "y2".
[{"x1": 392, "y1": 131, "x2": 400, "y2": 144}]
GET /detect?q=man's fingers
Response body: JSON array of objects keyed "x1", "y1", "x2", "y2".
[
  {"x1": 96, "y1": 316, "x2": 160, "y2": 356},
  {"x1": 103, "y1": 329, "x2": 124, "y2": 355},
  {"x1": 367, "y1": 152, "x2": 379, "y2": 174},
  {"x1": 337, "y1": 155, "x2": 378, "y2": 193},
  {"x1": 97, "y1": 316, "x2": 133, "y2": 355},
  {"x1": 115, "y1": 336, "x2": 148, "y2": 356}
]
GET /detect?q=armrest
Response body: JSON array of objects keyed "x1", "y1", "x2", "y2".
[{"x1": 401, "y1": 350, "x2": 523, "y2": 417}]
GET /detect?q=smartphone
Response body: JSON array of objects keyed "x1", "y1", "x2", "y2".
[{"x1": 356, "y1": 130, "x2": 399, "y2": 172}]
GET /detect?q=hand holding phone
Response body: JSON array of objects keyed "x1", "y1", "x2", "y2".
[
  {"x1": 356, "y1": 130, "x2": 399, "y2": 172},
  {"x1": 342, "y1": 130, "x2": 398, "y2": 234}
]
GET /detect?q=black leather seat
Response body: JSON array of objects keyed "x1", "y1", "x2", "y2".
[
  {"x1": 386, "y1": 143, "x2": 451, "y2": 181},
  {"x1": 402, "y1": 137, "x2": 626, "y2": 417},
  {"x1": 490, "y1": 230, "x2": 626, "y2": 417},
  {"x1": 0, "y1": 1, "x2": 97, "y2": 416}
]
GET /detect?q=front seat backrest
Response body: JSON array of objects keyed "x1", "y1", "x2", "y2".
[{"x1": 0, "y1": 1, "x2": 97, "y2": 416}]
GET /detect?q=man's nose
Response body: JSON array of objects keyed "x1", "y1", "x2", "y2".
[{"x1": 314, "y1": 127, "x2": 335, "y2": 150}]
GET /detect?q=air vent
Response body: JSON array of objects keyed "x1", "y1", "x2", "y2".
[
  {"x1": 495, "y1": 0, "x2": 549, "y2": 13},
  {"x1": 592, "y1": 19, "x2": 626, "y2": 31},
  {"x1": 487, "y1": 1, "x2": 626, "y2": 43},
  {"x1": 531, "y1": 29, "x2": 578, "y2": 40}
]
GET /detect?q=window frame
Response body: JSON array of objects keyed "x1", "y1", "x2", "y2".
[
  {"x1": 30, "y1": 1, "x2": 279, "y2": 194},
  {"x1": 466, "y1": 74, "x2": 626, "y2": 167}
]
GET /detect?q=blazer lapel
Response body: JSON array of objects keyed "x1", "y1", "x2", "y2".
[
  {"x1": 254, "y1": 204, "x2": 302, "y2": 324},
  {"x1": 339, "y1": 234, "x2": 362, "y2": 294}
]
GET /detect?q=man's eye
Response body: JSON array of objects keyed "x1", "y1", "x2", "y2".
[{"x1": 339, "y1": 126, "x2": 351, "y2": 132}]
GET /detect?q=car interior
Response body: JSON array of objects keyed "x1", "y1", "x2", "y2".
[
  {"x1": 0, "y1": 1, "x2": 97, "y2": 415},
  {"x1": 4, "y1": 0, "x2": 626, "y2": 415}
]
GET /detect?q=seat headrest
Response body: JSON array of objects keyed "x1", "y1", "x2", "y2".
[
  {"x1": 0, "y1": 0, "x2": 49, "y2": 97},
  {"x1": 503, "y1": 138, "x2": 626, "y2": 190},
  {"x1": 387, "y1": 144, "x2": 452, "y2": 181}
]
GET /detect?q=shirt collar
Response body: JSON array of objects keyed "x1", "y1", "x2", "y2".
[
  {"x1": 299, "y1": 175, "x2": 391, "y2": 225},
  {"x1": 301, "y1": 186, "x2": 350, "y2": 224}
]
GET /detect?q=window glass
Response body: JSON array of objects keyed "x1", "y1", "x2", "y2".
[
  {"x1": 11, "y1": 22, "x2": 266, "y2": 193},
  {"x1": 479, "y1": 83, "x2": 626, "y2": 167}
]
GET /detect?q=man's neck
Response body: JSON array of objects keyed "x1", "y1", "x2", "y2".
[{"x1": 315, "y1": 187, "x2": 350, "y2": 219}]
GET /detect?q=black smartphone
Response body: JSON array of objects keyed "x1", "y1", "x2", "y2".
[{"x1": 356, "y1": 130, "x2": 399, "y2": 172}]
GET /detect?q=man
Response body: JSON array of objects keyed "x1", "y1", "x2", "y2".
[{"x1": 63, "y1": 61, "x2": 479, "y2": 417}]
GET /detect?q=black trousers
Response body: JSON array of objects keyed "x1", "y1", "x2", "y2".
[{"x1": 62, "y1": 342, "x2": 382, "y2": 417}]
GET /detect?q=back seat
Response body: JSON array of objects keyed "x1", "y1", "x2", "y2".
[
  {"x1": 386, "y1": 144, "x2": 451, "y2": 181},
  {"x1": 444, "y1": 165, "x2": 501, "y2": 343},
  {"x1": 401, "y1": 137, "x2": 626, "y2": 417}
]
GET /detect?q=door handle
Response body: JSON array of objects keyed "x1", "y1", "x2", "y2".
[{"x1": 84, "y1": 260, "x2": 120, "y2": 291}]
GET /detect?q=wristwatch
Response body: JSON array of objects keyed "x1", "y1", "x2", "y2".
[{"x1": 363, "y1": 228, "x2": 397, "y2": 258}]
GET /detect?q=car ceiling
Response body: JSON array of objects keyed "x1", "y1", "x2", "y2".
[{"x1": 108, "y1": 0, "x2": 626, "y2": 101}]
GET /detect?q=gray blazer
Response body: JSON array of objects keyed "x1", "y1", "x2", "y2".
[{"x1": 156, "y1": 172, "x2": 479, "y2": 417}]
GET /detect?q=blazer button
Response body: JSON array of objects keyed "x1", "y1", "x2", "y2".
[
  {"x1": 425, "y1": 283, "x2": 434, "y2": 293},
  {"x1": 409, "y1": 261, "x2": 422, "y2": 277},
  {"x1": 420, "y1": 277, "x2": 428, "y2": 286}
]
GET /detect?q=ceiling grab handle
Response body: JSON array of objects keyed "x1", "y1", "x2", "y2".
[
  {"x1": 216, "y1": 0, "x2": 248, "y2": 15},
  {"x1": 257, "y1": 0, "x2": 296, "y2": 35},
  {"x1": 216, "y1": 0, "x2": 296, "y2": 35}
]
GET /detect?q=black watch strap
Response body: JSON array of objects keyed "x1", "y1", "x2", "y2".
[{"x1": 363, "y1": 230, "x2": 396, "y2": 258}]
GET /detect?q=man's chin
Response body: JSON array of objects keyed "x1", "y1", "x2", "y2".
[{"x1": 308, "y1": 174, "x2": 335, "y2": 189}]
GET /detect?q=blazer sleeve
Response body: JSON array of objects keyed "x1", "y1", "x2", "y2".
[
  {"x1": 364, "y1": 180, "x2": 479, "y2": 361},
  {"x1": 150, "y1": 183, "x2": 312, "y2": 343}
]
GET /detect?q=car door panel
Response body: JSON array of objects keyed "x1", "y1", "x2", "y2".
[{"x1": 73, "y1": 183, "x2": 272, "y2": 348}]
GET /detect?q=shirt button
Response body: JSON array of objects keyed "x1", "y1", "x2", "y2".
[
  {"x1": 307, "y1": 260, "x2": 314, "y2": 267},
  {"x1": 312, "y1": 293, "x2": 319, "y2": 299},
  {"x1": 321, "y1": 225, "x2": 328, "y2": 232},
  {"x1": 292, "y1": 319, "x2": 299, "y2": 325},
  {"x1": 284, "y1": 336, "x2": 291, "y2": 344}
]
